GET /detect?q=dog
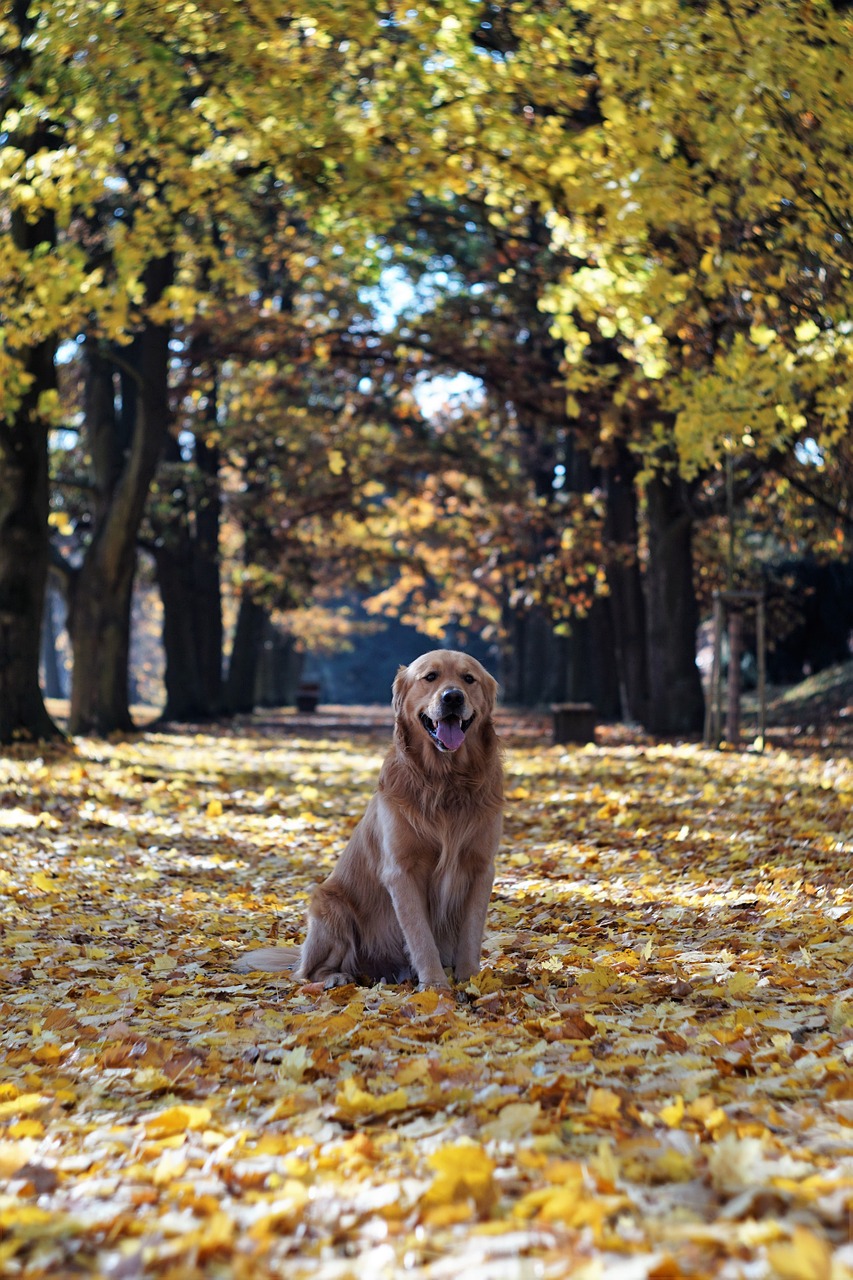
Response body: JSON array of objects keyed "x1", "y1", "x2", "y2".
[{"x1": 235, "y1": 650, "x2": 503, "y2": 989}]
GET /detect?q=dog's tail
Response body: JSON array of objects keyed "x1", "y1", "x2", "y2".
[{"x1": 234, "y1": 946, "x2": 300, "y2": 974}]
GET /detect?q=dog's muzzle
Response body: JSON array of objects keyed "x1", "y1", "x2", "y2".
[{"x1": 421, "y1": 688, "x2": 475, "y2": 752}]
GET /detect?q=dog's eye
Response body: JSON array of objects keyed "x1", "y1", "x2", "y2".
[
  {"x1": 463, "y1": 674, "x2": 476, "y2": 684},
  {"x1": 424, "y1": 672, "x2": 437, "y2": 682}
]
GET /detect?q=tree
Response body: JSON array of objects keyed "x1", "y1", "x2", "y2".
[
  {"x1": 67, "y1": 258, "x2": 174, "y2": 733},
  {"x1": 147, "y1": 344, "x2": 224, "y2": 722},
  {"x1": 0, "y1": 2, "x2": 63, "y2": 740},
  {"x1": 353, "y1": 199, "x2": 619, "y2": 711},
  {"x1": 1, "y1": 0, "x2": 391, "y2": 736},
  {"x1": 6, "y1": 0, "x2": 852, "y2": 738},
  {"x1": 528, "y1": 0, "x2": 853, "y2": 729}
]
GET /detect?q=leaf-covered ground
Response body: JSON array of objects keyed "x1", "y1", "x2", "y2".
[{"x1": 1, "y1": 712, "x2": 851, "y2": 1279}]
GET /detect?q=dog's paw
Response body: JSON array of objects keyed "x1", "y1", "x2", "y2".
[
  {"x1": 417, "y1": 977, "x2": 452, "y2": 992},
  {"x1": 322, "y1": 972, "x2": 357, "y2": 989}
]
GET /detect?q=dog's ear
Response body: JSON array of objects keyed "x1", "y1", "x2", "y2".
[
  {"x1": 391, "y1": 664, "x2": 409, "y2": 716},
  {"x1": 482, "y1": 670, "x2": 499, "y2": 713}
]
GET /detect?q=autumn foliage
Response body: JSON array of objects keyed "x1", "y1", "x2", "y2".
[
  {"x1": 1, "y1": 715, "x2": 851, "y2": 1277},
  {"x1": 2, "y1": 0, "x2": 853, "y2": 740},
  {"x1": 2, "y1": 4, "x2": 853, "y2": 1265}
]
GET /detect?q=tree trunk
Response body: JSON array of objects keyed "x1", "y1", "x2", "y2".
[
  {"x1": 603, "y1": 440, "x2": 649, "y2": 724},
  {"x1": 0, "y1": 354, "x2": 60, "y2": 742},
  {"x1": 255, "y1": 618, "x2": 301, "y2": 707},
  {"x1": 155, "y1": 540, "x2": 205, "y2": 720},
  {"x1": 499, "y1": 607, "x2": 620, "y2": 713},
  {"x1": 192, "y1": 434, "x2": 224, "y2": 713},
  {"x1": 224, "y1": 590, "x2": 267, "y2": 714},
  {"x1": 0, "y1": 162, "x2": 60, "y2": 740},
  {"x1": 68, "y1": 255, "x2": 174, "y2": 735},
  {"x1": 580, "y1": 604, "x2": 622, "y2": 718},
  {"x1": 500, "y1": 608, "x2": 552, "y2": 705},
  {"x1": 153, "y1": 434, "x2": 223, "y2": 721},
  {"x1": 644, "y1": 473, "x2": 705, "y2": 736},
  {"x1": 154, "y1": 530, "x2": 223, "y2": 720},
  {"x1": 69, "y1": 560, "x2": 137, "y2": 733}
]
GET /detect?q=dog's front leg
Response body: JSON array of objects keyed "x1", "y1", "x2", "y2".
[
  {"x1": 453, "y1": 814, "x2": 501, "y2": 982},
  {"x1": 452, "y1": 858, "x2": 496, "y2": 982},
  {"x1": 383, "y1": 868, "x2": 450, "y2": 990},
  {"x1": 376, "y1": 804, "x2": 449, "y2": 989}
]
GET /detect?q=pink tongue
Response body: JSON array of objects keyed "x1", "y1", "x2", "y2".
[{"x1": 436, "y1": 718, "x2": 465, "y2": 751}]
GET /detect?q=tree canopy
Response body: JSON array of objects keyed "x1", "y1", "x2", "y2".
[{"x1": 1, "y1": 0, "x2": 851, "y2": 738}]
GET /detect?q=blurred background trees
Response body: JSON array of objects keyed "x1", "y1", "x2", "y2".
[{"x1": 1, "y1": 0, "x2": 851, "y2": 741}]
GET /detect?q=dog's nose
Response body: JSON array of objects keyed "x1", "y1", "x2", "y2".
[{"x1": 440, "y1": 686, "x2": 465, "y2": 711}]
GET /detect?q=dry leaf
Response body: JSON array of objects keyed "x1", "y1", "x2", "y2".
[{"x1": 1, "y1": 716, "x2": 850, "y2": 1276}]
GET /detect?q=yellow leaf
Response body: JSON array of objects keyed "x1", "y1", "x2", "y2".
[
  {"x1": 33, "y1": 1044, "x2": 62, "y2": 1064},
  {"x1": 794, "y1": 319, "x2": 821, "y2": 343},
  {"x1": 421, "y1": 1201, "x2": 475, "y2": 1227},
  {"x1": 404, "y1": 989, "x2": 441, "y2": 1015},
  {"x1": 726, "y1": 972, "x2": 758, "y2": 999},
  {"x1": 328, "y1": 448, "x2": 346, "y2": 475},
  {"x1": 652, "y1": 1147, "x2": 698, "y2": 1182},
  {"x1": 206, "y1": 799, "x2": 223, "y2": 818},
  {"x1": 254, "y1": 1135, "x2": 304, "y2": 1157},
  {"x1": 0, "y1": 1205, "x2": 54, "y2": 1231},
  {"x1": 152, "y1": 1151, "x2": 189, "y2": 1185},
  {"x1": 422, "y1": 1141, "x2": 496, "y2": 1216},
  {"x1": 518, "y1": 1185, "x2": 583, "y2": 1226},
  {"x1": 190, "y1": 1210, "x2": 235, "y2": 1257},
  {"x1": 0, "y1": 1094, "x2": 49, "y2": 1121},
  {"x1": 766, "y1": 1226, "x2": 832, "y2": 1280},
  {"x1": 248, "y1": 1182, "x2": 310, "y2": 1238},
  {"x1": 469, "y1": 968, "x2": 503, "y2": 995},
  {"x1": 8, "y1": 1119, "x2": 44, "y2": 1139},
  {"x1": 587, "y1": 1088, "x2": 622, "y2": 1120},
  {"x1": 578, "y1": 965, "x2": 615, "y2": 995},
  {"x1": 334, "y1": 1076, "x2": 409, "y2": 1121},
  {"x1": 132, "y1": 1068, "x2": 172, "y2": 1094},
  {"x1": 144, "y1": 1104, "x2": 212, "y2": 1139},
  {"x1": 321, "y1": 1008, "x2": 360, "y2": 1039},
  {"x1": 659, "y1": 1095, "x2": 685, "y2": 1128},
  {"x1": 749, "y1": 323, "x2": 777, "y2": 347},
  {"x1": 687, "y1": 1096, "x2": 727, "y2": 1131},
  {"x1": 31, "y1": 871, "x2": 58, "y2": 894},
  {"x1": 513, "y1": 1160, "x2": 626, "y2": 1232},
  {"x1": 396, "y1": 1059, "x2": 431, "y2": 1087}
]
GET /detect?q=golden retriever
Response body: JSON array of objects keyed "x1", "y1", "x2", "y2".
[{"x1": 235, "y1": 650, "x2": 503, "y2": 989}]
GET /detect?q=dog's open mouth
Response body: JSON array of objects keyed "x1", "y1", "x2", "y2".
[{"x1": 421, "y1": 713, "x2": 475, "y2": 752}]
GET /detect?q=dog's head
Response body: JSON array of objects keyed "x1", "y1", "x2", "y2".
[{"x1": 392, "y1": 650, "x2": 498, "y2": 758}]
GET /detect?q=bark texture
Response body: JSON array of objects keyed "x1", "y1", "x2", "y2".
[
  {"x1": 154, "y1": 433, "x2": 223, "y2": 721},
  {"x1": 224, "y1": 591, "x2": 267, "y2": 714},
  {"x1": 68, "y1": 255, "x2": 174, "y2": 735},
  {"x1": 603, "y1": 440, "x2": 649, "y2": 725},
  {"x1": 0, "y1": 137, "x2": 60, "y2": 741},
  {"x1": 644, "y1": 473, "x2": 705, "y2": 736},
  {"x1": 0, "y1": 364, "x2": 59, "y2": 741}
]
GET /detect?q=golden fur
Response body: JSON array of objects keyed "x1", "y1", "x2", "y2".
[{"x1": 235, "y1": 650, "x2": 503, "y2": 989}]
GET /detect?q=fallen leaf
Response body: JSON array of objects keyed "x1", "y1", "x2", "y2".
[
  {"x1": 334, "y1": 1076, "x2": 409, "y2": 1121},
  {"x1": 144, "y1": 1105, "x2": 212, "y2": 1138}
]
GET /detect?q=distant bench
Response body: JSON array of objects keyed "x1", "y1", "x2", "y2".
[{"x1": 551, "y1": 702, "x2": 596, "y2": 745}]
